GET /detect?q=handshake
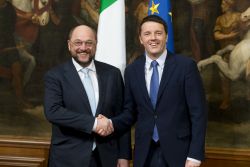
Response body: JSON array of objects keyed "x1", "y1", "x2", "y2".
[{"x1": 94, "y1": 114, "x2": 114, "y2": 136}]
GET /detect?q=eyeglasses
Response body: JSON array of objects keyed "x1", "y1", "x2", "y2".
[{"x1": 70, "y1": 40, "x2": 96, "y2": 47}]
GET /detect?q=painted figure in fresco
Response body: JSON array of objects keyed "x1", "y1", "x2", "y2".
[
  {"x1": 11, "y1": 0, "x2": 51, "y2": 86},
  {"x1": 80, "y1": 0, "x2": 99, "y2": 29},
  {"x1": 188, "y1": 0, "x2": 208, "y2": 62},
  {"x1": 198, "y1": 4, "x2": 250, "y2": 108},
  {"x1": 0, "y1": 0, "x2": 30, "y2": 109},
  {"x1": 128, "y1": 0, "x2": 149, "y2": 64},
  {"x1": 35, "y1": 0, "x2": 79, "y2": 68},
  {"x1": 199, "y1": 0, "x2": 241, "y2": 110},
  {"x1": 134, "y1": 0, "x2": 148, "y2": 24}
]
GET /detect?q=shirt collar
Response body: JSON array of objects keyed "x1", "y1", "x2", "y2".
[
  {"x1": 145, "y1": 49, "x2": 167, "y2": 70},
  {"x1": 72, "y1": 58, "x2": 96, "y2": 72}
]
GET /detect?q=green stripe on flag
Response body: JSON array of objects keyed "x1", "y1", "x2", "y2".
[{"x1": 100, "y1": 0, "x2": 117, "y2": 13}]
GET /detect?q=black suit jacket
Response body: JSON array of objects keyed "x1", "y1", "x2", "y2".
[
  {"x1": 44, "y1": 59, "x2": 131, "y2": 167},
  {"x1": 112, "y1": 52, "x2": 207, "y2": 167}
]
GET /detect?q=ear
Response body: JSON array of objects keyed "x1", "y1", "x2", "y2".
[
  {"x1": 67, "y1": 40, "x2": 71, "y2": 51},
  {"x1": 166, "y1": 34, "x2": 168, "y2": 43},
  {"x1": 139, "y1": 36, "x2": 143, "y2": 44}
]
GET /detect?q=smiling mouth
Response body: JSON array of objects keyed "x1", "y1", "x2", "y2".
[
  {"x1": 149, "y1": 42, "x2": 158, "y2": 47},
  {"x1": 149, "y1": 39, "x2": 160, "y2": 46},
  {"x1": 78, "y1": 51, "x2": 91, "y2": 56}
]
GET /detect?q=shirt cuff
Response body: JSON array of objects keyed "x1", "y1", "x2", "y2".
[
  {"x1": 109, "y1": 119, "x2": 112, "y2": 124},
  {"x1": 92, "y1": 118, "x2": 97, "y2": 131},
  {"x1": 187, "y1": 157, "x2": 201, "y2": 164}
]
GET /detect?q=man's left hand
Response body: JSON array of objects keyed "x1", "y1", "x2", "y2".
[
  {"x1": 117, "y1": 159, "x2": 130, "y2": 167},
  {"x1": 185, "y1": 160, "x2": 201, "y2": 167}
]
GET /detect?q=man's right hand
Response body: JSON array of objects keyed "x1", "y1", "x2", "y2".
[{"x1": 94, "y1": 114, "x2": 114, "y2": 136}]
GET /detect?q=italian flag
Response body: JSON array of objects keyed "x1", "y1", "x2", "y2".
[{"x1": 95, "y1": 0, "x2": 126, "y2": 74}]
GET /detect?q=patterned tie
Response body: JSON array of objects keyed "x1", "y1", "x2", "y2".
[
  {"x1": 150, "y1": 60, "x2": 159, "y2": 142},
  {"x1": 80, "y1": 68, "x2": 96, "y2": 116}
]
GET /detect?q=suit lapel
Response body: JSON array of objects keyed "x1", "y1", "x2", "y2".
[
  {"x1": 63, "y1": 60, "x2": 92, "y2": 115},
  {"x1": 157, "y1": 52, "x2": 176, "y2": 102},
  {"x1": 135, "y1": 56, "x2": 153, "y2": 109},
  {"x1": 94, "y1": 61, "x2": 105, "y2": 116}
]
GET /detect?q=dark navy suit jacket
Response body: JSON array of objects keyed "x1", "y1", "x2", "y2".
[
  {"x1": 44, "y1": 59, "x2": 131, "y2": 167},
  {"x1": 112, "y1": 52, "x2": 207, "y2": 167}
]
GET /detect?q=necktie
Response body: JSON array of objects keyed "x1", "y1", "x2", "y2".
[
  {"x1": 80, "y1": 68, "x2": 96, "y2": 116},
  {"x1": 150, "y1": 60, "x2": 159, "y2": 142}
]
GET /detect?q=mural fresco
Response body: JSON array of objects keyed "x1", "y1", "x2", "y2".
[{"x1": 1, "y1": 0, "x2": 250, "y2": 150}]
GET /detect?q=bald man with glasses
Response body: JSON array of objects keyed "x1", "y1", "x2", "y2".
[{"x1": 44, "y1": 25, "x2": 131, "y2": 167}]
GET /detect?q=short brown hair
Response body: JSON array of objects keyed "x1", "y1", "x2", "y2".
[{"x1": 139, "y1": 15, "x2": 168, "y2": 35}]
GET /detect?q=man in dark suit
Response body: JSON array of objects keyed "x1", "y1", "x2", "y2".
[
  {"x1": 44, "y1": 25, "x2": 131, "y2": 167},
  {"x1": 99, "y1": 15, "x2": 207, "y2": 167}
]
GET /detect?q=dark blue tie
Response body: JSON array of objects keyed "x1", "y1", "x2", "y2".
[{"x1": 150, "y1": 60, "x2": 159, "y2": 142}]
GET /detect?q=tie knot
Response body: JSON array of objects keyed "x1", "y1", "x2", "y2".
[
  {"x1": 81, "y1": 68, "x2": 90, "y2": 76},
  {"x1": 151, "y1": 60, "x2": 158, "y2": 68}
]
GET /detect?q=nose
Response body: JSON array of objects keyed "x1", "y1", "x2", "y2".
[
  {"x1": 78, "y1": 42, "x2": 89, "y2": 50},
  {"x1": 150, "y1": 33, "x2": 157, "y2": 40}
]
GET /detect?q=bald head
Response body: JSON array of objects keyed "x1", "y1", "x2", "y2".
[{"x1": 68, "y1": 25, "x2": 97, "y2": 41}]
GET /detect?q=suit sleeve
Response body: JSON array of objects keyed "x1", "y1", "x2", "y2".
[
  {"x1": 112, "y1": 67, "x2": 137, "y2": 133},
  {"x1": 113, "y1": 70, "x2": 132, "y2": 159},
  {"x1": 44, "y1": 70, "x2": 95, "y2": 134},
  {"x1": 185, "y1": 60, "x2": 207, "y2": 161}
]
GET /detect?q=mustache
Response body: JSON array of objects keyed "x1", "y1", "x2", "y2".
[{"x1": 76, "y1": 48, "x2": 91, "y2": 54}]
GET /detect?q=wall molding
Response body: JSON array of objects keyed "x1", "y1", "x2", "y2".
[
  {"x1": 1, "y1": 137, "x2": 250, "y2": 167},
  {"x1": 0, "y1": 137, "x2": 50, "y2": 167}
]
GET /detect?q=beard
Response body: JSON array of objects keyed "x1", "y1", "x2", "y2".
[{"x1": 71, "y1": 48, "x2": 95, "y2": 67}]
